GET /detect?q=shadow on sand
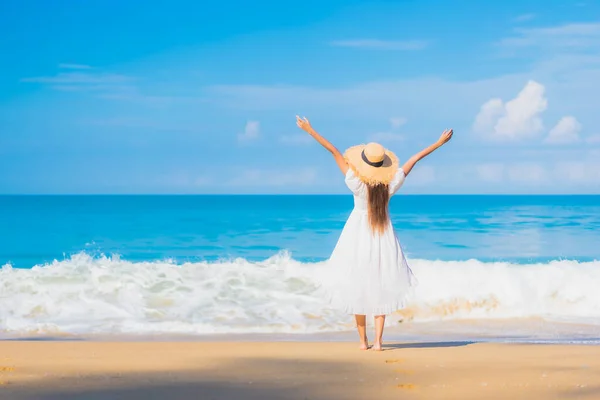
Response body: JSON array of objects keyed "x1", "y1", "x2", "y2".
[
  {"x1": 0, "y1": 356, "x2": 402, "y2": 400},
  {"x1": 382, "y1": 341, "x2": 476, "y2": 350},
  {"x1": 0, "y1": 342, "x2": 472, "y2": 400},
  {"x1": 3, "y1": 341, "x2": 598, "y2": 400},
  {"x1": 1, "y1": 336, "x2": 85, "y2": 342}
]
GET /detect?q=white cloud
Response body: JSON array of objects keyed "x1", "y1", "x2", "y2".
[
  {"x1": 19, "y1": 70, "x2": 161, "y2": 104},
  {"x1": 555, "y1": 161, "x2": 600, "y2": 184},
  {"x1": 476, "y1": 163, "x2": 505, "y2": 183},
  {"x1": 407, "y1": 165, "x2": 435, "y2": 185},
  {"x1": 390, "y1": 117, "x2": 407, "y2": 129},
  {"x1": 545, "y1": 116, "x2": 582, "y2": 144},
  {"x1": 279, "y1": 134, "x2": 313, "y2": 145},
  {"x1": 208, "y1": 74, "x2": 530, "y2": 121},
  {"x1": 228, "y1": 168, "x2": 317, "y2": 187},
  {"x1": 21, "y1": 67, "x2": 197, "y2": 108},
  {"x1": 513, "y1": 14, "x2": 536, "y2": 23},
  {"x1": 586, "y1": 134, "x2": 600, "y2": 144},
  {"x1": 206, "y1": 50, "x2": 599, "y2": 155},
  {"x1": 473, "y1": 80, "x2": 547, "y2": 141},
  {"x1": 208, "y1": 22, "x2": 600, "y2": 124},
  {"x1": 238, "y1": 120, "x2": 260, "y2": 142},
  {"x1": 329, "y1": 39, "x2": 429, "y2": 50},
  {"x1": 438, "y1": 159, "x2": 600, "y2": 192},
  {"x1": 368, "y1": 117, "x2": 407, "y2": 143},
  {"x1": 507, "y1": 163, "x2": 547, "y2": 184},
  {"x1": 499, "y1": 22, "x2": 600, "y2": 50},
  {"x1": 21, "y1": 72, "x2": 131, "y2": 85},
  {"x1": 58, "y1": 63, "x2": 92, "y2": 70},
  {"x1": 472, "y1": 158, "x2": 600, "y2": 188},
  {"x1": 473, "y1": 98, "x2": 504, "y2": 135},
  {"x1": 496, "y1": 22, "x2": 600, "y2": 71},
  {"x1": 80, "y1": 117, "x2": 204, "y2": 132},
  {"x1": 368, "y1": 132, "x2": 404, "y2": 143}
]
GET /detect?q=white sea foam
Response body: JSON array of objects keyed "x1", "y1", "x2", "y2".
[{"x1": 1, "y1": 252, "x2": 600, "y2": 335}]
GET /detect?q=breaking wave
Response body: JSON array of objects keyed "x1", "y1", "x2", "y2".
[{"x1": 1, "y1": 252, "x2": 599, "y2": 335}]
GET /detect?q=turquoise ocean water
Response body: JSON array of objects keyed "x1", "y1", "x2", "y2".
[{"x1": 1, "y1": 195, "x2": 600, "y2": 341}]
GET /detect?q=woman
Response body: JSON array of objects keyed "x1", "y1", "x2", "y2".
[{"x1": 296, "y1": 115, "x2": 453, "y2": 351}]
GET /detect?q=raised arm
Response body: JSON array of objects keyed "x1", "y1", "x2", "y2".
[
  {"x1": 401, "y1": 129, "x2": 453, "y2": 177},
  {"x1": 296, "y1": 115, "x2": 348, "y2": 175}
]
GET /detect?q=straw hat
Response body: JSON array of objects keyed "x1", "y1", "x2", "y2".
[{"x1": 344, "y1": 142, "x2": 399, "y2": 185}]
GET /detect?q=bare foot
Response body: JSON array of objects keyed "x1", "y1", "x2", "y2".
[
  {"x1": 359, "y1": 337, "x2": 369, "y2": 350},
  {"x1": 372, "y1": 342, "x2": 383, "y2": 351}
]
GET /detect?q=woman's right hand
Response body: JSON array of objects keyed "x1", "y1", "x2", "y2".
[
  {"x1": 296, "y1": 115, "x2": 313, "y2": 133},
  {"x1": 437, "y1": 129, "x2": 453, "y2": 146},
  {"x1": 294, "y1": 115, "x2": 349, "y2": 175}
]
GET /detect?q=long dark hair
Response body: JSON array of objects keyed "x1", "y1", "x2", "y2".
[{"x1": 367, "y1": 183, "x2": 390, "y2": 234}]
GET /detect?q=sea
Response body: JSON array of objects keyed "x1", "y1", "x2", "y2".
[{"x1": 1, "y1": 195, "x2": 600, "y2": 343}]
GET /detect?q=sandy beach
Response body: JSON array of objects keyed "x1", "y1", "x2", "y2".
[{"x1": 0, "y1": 341, "x2": 598, "y2": 399}]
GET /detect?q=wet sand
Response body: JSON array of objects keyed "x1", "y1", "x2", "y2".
[{"x1": 0, "y1": 341, "x2": 599, "y2": 399}]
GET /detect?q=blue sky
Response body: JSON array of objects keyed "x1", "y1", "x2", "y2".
[{"x1": 1, "y1": 0, "x2": 599, "y2": 194}]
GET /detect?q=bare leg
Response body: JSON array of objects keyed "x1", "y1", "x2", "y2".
[
  {"x1": 355, "y1": 315, "x2": 368, "y2": 350},
  {"x1": 373, "y1": 315, "x2": 386, "y2": 351}
]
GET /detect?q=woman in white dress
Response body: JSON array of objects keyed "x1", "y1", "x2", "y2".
[{"x1": 296, "y1": 115, "x2": 453, "y2": 350}]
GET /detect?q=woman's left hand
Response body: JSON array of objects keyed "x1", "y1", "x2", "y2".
[
  {"x1": 296, "y1": 115, "x2": 313, "y2": 133},
  {"x1": 436, "y1": 129, "x2": 453, "y2": 146}
]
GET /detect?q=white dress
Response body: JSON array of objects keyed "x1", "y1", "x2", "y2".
[{"x1": 325, "y1": 168, "x2": 417, "y2": 315}]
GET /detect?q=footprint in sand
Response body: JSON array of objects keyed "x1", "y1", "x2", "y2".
[
  {"x1": 397, "y1": 383, "x2": 417, "y2": 390},
  {"x1": 385, "y1": 359, "x2": 403, "y2": 364}
]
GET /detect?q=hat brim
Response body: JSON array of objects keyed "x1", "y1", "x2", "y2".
[{"x1": 344, "y1": 145, "x2": 399, "y2": 185}]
